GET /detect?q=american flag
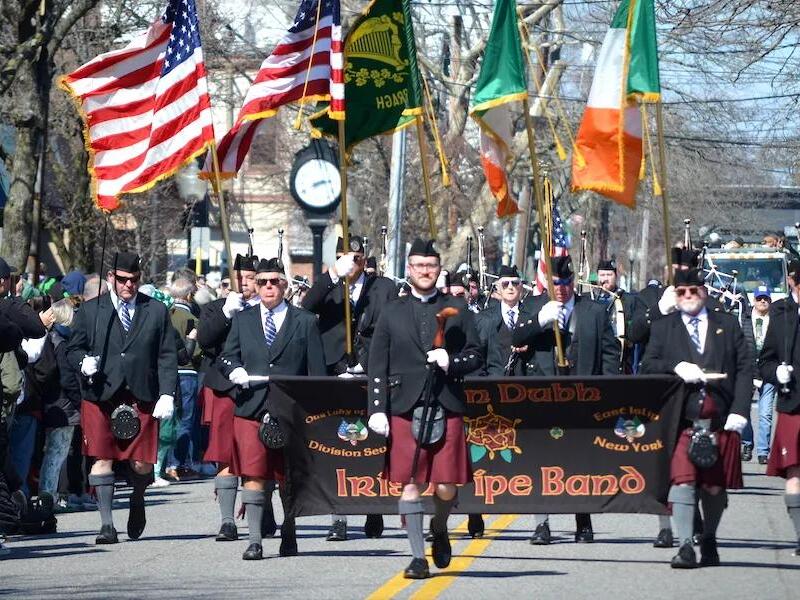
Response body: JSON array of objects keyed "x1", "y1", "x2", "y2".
[
  {"x1": 207, "y1": 0, "x2": 343, "y2": 178},
  {"x1": 61, "y1": 0, "x2": 214, "y2": 212},
  {"x1": 535, "y1": 201, "x2": 570, "y2": 293}
]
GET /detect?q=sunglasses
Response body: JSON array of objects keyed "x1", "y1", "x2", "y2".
[
  {"x1": 499, "y1": 280, "x2": 521, "y2": 289},
  {"x1": 675, "y1": 286, "x2": 700, "y2": 296},
  {"x1": 553, "y1": 277, "x2": 573, "y2": 286},
  {"x1": 257, "y1": 277, "x2": 283, "y2": 287},
  {"x1": 114, "y1": 273, "x2": 140, "y2": 285},
  {"x1": 220, "y1": 281, "x2": 230, "y2": 288}
]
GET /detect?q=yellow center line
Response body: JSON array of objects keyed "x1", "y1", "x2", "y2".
[
  {"x1": 408, "y1": 514, "x2": 519, "y2": 600},
  {"x1": 365, "y1": 517, "x2": 469, "y2": 600}
]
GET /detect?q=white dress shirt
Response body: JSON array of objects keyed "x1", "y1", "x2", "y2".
[
  {"x1": 681, "y1": 308, "x2": 708, "y2": 354},
  {"x1": 109, "y1": 289, "x2": 136, "y2": 322},
  {"x1": 260, "y1": 300, "x2": 288, "y2": 338},
  {"x1": 501, "y1": 302, "x2": 520, "y2": 329}
]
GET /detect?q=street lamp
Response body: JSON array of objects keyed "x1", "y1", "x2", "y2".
[{"x1": 176, "y1": 160, "x2": 209, "y2": 274}]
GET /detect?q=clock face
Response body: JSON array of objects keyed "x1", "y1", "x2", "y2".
[{"x1": 293, "y1": 159, "x2": 341, "y2": 210}]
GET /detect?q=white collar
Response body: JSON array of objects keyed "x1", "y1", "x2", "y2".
[
  {"x1": 109, "y1": 289, "x2": 136, "y2": 308},
  {"x1": 261, "y1": 300, "x2": 287, "y2": 314},
  {"x1": 501, "y1": 302, "x2": 520, "y2": 315},
  {"x1": 681, "y1": 307, "x2": 708, "y2": 322},
  {"x1": 411, "y1": 287, "x2": 438, "y2": 303}
]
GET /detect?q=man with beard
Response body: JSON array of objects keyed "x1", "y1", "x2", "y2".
[
  {"x1": 220, "y1": 258, "x2": 326, "y2": 560},
  {"x1": 595, "y1": 259, "x2": 646, "y2": 373},
  {"x1": 367, "y1": 239, "x2": 482, "y2": 579},
  {"x1": 197, "y1": 254, "x2": 272, "y2": 542},
  {"x1": 302, "y1": 235, "x2": 395, "y2": 541},
  {"x1": 641, "y1": 268, "x2": 750, "y2": 568},
  {"x1": 67, "y1": 252, "x2": 177, "y2": 544},
  {"x1": 512, "y1": 256, "x2": 619, "y2": 544}
]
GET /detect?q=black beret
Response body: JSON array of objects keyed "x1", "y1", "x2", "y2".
[
  {"x1": 552, "y1": 256, "x2": 574, "y2": 280},
  {"x1": 336, "y1": 236, "x2": 364, "y2": 254},
  {"x1": 408, "y1": 238, "x2": 440, "y2": 259},
  {"x1": 233, "y1": 254, "x2": 259, "y2": 272},
  {"x1": 497, "y1": 265, "x2": 520, "y2": 279},
  {"x1": 366, "y1": 256, "x2": 377, "y2": 270},
  {"x1": 673, "y1": 268, "x2": 704, "y2": 287},
  {"x1": 112, "y1": 251, "x2": 140, "y2": 273},
  {"x1": 256, "y1": 257, "x2": 285, "y2": 274},
  {"x1": 597, "y1": 259, "x2": 617, "y2": 272}
]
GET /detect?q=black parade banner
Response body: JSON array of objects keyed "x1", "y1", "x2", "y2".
[{"x1": 268, "y1": 376, "x2": 684, "y2": 516}]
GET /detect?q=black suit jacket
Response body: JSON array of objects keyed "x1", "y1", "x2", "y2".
[
  {"x1": 759, "y1": 295, "x2": 800, "y2": 414},
  {"x1": 196, "y1": 297, "x2": 237, "y2": 395},
  {"x1": 67, "y1": 292, "x2": 178, "y2": 404},
  {"x1": 220, "y1": 303, "x2": 326, "y2": 419},
  {"x1": 368, "y1": 293, "x2": 483, "y2": 416},
  {"x1": 512, "y1": 294, "x2": 620, "y2": 376},
  {"x1": 302, "y1": 272, "x2": 396, "y2": 371},
  {"x1": 641, "y1": 308, "x2": 752, "y2": 423},
  {"x1": 475, "y1": 302, "x2": 537, "y2": 376}
]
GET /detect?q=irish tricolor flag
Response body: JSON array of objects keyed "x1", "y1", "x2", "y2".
[
  {"x1": 571, "y1": 0, "x2": 660, "y2": 207},
  {"x1": 469, "y1": 0, "x2": 527, "y2": 218}
]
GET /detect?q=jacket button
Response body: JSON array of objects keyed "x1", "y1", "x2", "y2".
[
  {"x1": 373, "y1": 400, "x2": 379, "y2": 405},
  {"x1": 120, "y1": 352, "x2": 125, "y2": 357},
  {"x1": 269, "y1": 363, "x2": 274, "y2": 367}
]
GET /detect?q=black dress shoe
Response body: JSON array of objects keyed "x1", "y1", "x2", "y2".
[
  {"x1": 127, "y1": 493, "x2": 146, "y2": 540},
  {"x1": 758, "y1": 455, "x2": 769, "y2": 465},
  {"x1": 261, "y1": 503, "x2": 277, "y2": 538},
  {"x1": 279, "y1": 537, "x2": 298, "y2": 557},
  {"x1": 653, "y1": 528, "x2": 674, "y2": 548},
  {"x1": 530, "y1": 522, "x2": 551, "y2": 545},
  {"x1": 364, "y1": 514, "x2": 384, "y2": 538},
  {"x1": 403, "y1": 558, "x2": 431, "y2": 579},
  {"x1": 95, "y1": 524, "x2": 119, "y2": 545},
  {"x1": 692, "y1": 533, "x2": 703, "y2": 546},
  {"x1": 242, "y1": 543, "x2": 263, "y2": 560},
  {"x1": 699, "y1": 537, "x2": 720, "y2": 566},
  {"x1": 741, "y1": 445, "x2": 753, "y2": 462},
  {"x1": 468, "y1": 514, "x2": 485, "y2": 538},
  {"x1": 216, "y1": 521, "x2": 238, "y2": 542},
  {"x1": 575, "y1": 526, "x2": 594, "y2": 543},
  {"x1": 326, "y1": 519, "x2": 347, "y2": 541},
  {"x1": 670, "y1": 541, "x2": 698, "y2": 569},
  {"x1": 431, "y1": 529, "x2": 452, "y2": 569}
]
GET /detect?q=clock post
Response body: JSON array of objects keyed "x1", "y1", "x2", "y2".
[{"x1": 307, "y1": 218, "x2": 328, "y2": 281}]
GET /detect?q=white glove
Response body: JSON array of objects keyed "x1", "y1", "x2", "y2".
[
  {"x1": 674, "y1": 361, "x2": 707, "y2": 384},
  {"x1": 777, "y1": 364, "x2": 794, "y2": 384},
  {"x1": 222, "y1": 292, "x2": 244, "y2": 319},
  {"x1": 81, "y1": 355, "x2": 99, "y2": 377},
  {"x1": 427, "y1": 348, "x2": 450, "y2": 373},
  {"x1": 753, "y1": 378, "x2": 763, "y2": 389},
  {"x1": 152, "y1": 395, "x2": 175, "y2": 420},
  {"x1": 368, "y1": 412, "x2": 390, "y2": 437},
  {"x1": 229, "y1": 367, "x2": 250, "y2": 388},
  {"x1": 658, "y1": 286, "x2": 678, "y2": 316},
  {"x1": 723, "y1": 413, "x2": 748, "y2": 434},
  {"x1": 347, "y1": 363, "x2": 365, "y2": 375},
  {"x1": 333, "y1": 254, "x2": 356, "y2": 280},
  {"x1": 537, "y1": 300, "x2": 562, "y2": 328}
]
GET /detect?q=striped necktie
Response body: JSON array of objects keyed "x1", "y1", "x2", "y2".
[
  {"x1": 119, "y1": 301, "x2": 132, "y2": 332},
  {"x1": 264, "y1": 309, "x2": 277, "y2": 347},
  {"x1": 689, "y1": 317, "x2": 702, "y2": 353},
  {"x1": 558, "y1": 306, "x2": 568, "y2": 331},
  {"x1": 507, "y1": 309, "x2": 516, "y2": 330}
]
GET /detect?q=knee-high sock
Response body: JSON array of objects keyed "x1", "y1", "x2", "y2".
[
  {"x1": 89, "y1": 473, "x2": 115, "y2": 528},
  {"x1": 242, "y1": 489, "x2": 266, "y2": 545},
  {"x1": 658, "y1": 514, "x2": 671, "y2": 530},
  {"x1": 399, "y1": 499, "x2": 425, "y2": 560},
  {"x1": 668, "y1": 484, "x2": 696, "y2": 545},
  {"x1": 432, "y1": 494, "x2": 456, "y2": 533},
  {"x1": 129, "y1": 469, "x2": 152, "y2": 499},
  {"x1": 215, "y1": 475, "x2": 238, "y2": 526},
  {"x1": 785, "y1": 494, "x2": 800, "y2": 539},
  {"x1": 698, "y1": 488, "x2": 727, "y2": 539}
]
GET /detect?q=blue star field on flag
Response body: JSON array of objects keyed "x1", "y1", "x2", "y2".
[
  {"x1": 291, "y1": 0, "x2": 336, "y2": 33},
  {"x1": 162, "y1": 0, "x2": 202, "y2": 76}
]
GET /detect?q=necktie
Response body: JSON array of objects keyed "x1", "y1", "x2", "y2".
[
  {"x1": 558, "y1": 306, "x2": 568, "y2": 331},
  {"x1": 507, "y1": 309, "x2": 516, "y2": 330},
  {"x1": 349, "y1": 282, "x2": 356, "y2": 306},
  {"x1": 755, "y1": 318, "x2": 764, "y2": 352},
  {"x1": 689, "y1": 317, "x2": 702, "y2": 353},
  {"x1": 119, "y1": 301, "x2": 132, "y2": 332},
  {"x1": 264, "y1": 309, "x2": 277, "y2": 346}
]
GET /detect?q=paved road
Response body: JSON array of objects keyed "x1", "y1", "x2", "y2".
[{"x1": 3, "y1": 459, "x2": 798, "y2": 599}]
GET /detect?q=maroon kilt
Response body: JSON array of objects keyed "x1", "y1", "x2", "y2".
[
  {"x1": 81, "y1": 392, "x2": 157, "y2": 463},
  {"x1": 230, "y1": 416, "x2": 284, "y2": 480},
  {"x1": 671, "y1": 428, "x2": 743, "y2": 489},
  {"x1": 201, "y1": 387, "x2": 235, "y2": 464},
  {"x1": 767, "y1": 411, "x2": 800, "y2": 478},
  {"x1": 386, "y1": 412, "x2": 471, "y2": 485}
]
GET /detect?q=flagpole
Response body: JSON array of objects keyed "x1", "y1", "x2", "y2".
[
  {"x1": 414, "y1": 115, "x2": 437, "y2": 239},
  {"x1": 337, "y1": 120, "x2": 354, "y2": 359},
  {"x1": 522, "y1": 97, "x2": 567, "y2": 368},
  {"x1": 654, "y1": 101, "x2": 672, "y2": 281},
  {"x1": 209, "y1": 141, "x2": 238, "y2": 293}
]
